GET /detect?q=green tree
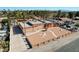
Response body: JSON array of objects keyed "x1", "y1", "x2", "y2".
[
  {"x1": 56, "y1": 10, "x2": 61, "y2": 18},
  {"x1": 68, "y1": 12, "x2": 74, "y2": 18},
  {"x1": 75, "y1": 11, "x2": 79, "y2": 17}
]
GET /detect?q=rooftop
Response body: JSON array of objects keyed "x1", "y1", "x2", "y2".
[
  {"x1": 27, "y1": 27, "x2": 71, "y2": 47},
  {"x1": 60, "y1": 18, "x2": 72, "y2": 21},
  {"x1": 39, "y1": 20, "x2": 52, "y2": 24},
  {"x1": 28, "y1": 20, "x2": 43, "y2": 25},
  {"x1": 19, "y1": 22, "x2": 32, "y2": 28}
]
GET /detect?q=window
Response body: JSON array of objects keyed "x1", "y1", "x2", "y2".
[
  {"x1": 37, "y1": 44, "x2": 39, "y2": 46},
  {"x1": 52, "y1": 39, "x2": 54, "y2": 41},
  {"x1": 42, "y1": 42, "x2": 45, "y2": 44},
  {"x1": 48, "y1": 40, "x2": 50, "y2": 42},
  {"x1": 57, "y1": 37, "x2": 60, "y2": 39}
]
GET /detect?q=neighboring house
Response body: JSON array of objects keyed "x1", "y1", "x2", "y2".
[
  {"x1": 60, "y1": 18, "x2": 72, "y2": 21},
  {"x1": 19, "y1": 19, "x2": 57, "y2": 34},
  {"x1": 74, "y1": 17, "x2": 79, "y2": 20}
]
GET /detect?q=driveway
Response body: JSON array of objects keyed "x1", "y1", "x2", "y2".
[{"x1": 56, "y1": 38, "x2": 79, "y2": 52}]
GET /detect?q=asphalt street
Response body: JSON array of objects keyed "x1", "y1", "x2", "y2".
[{"x1": 56, "y1": 38, "x2": 79, "y2": 52}]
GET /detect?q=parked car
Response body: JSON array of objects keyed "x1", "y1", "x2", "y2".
[
  {"x1": 0, "y1": 30, "x2": 7, "y2": 37},
  {"x1": 26, "y1": 45, "x2": 30, "y2": 49}
]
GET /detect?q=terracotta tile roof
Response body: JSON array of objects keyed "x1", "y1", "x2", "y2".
[{"x1": 27, "y1": 27, "x2": 71, "y2": 47}]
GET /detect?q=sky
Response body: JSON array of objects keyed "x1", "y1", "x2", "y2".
[
  {"x1": 0, "y1": 0, "x2": 78, "y2": 7},
  {"x1": 0, "y1": 7, "x2": 79, "y2": 11},
  {"x1": 0, "y1": 0, "x2": 78, "y2": 11}
]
